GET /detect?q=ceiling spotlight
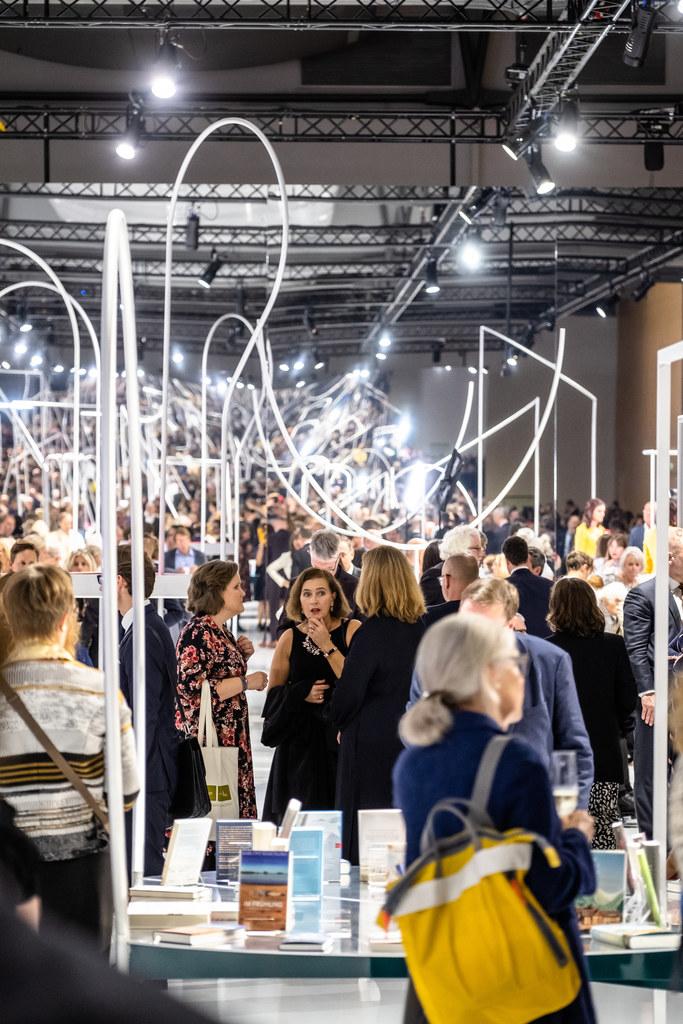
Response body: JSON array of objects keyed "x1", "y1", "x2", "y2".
[
  {"x1": 506, "y1": 350, "x2": 519, "y2": 367},
  {"x1": 458, "y1": 208, "x2": 473, "y2": 226},
  {"x1": 596, "y1": 304, "x2": 607, "y2": 318},
  {"x1": 115, "y1": 105, "x2": 145, "y2": 161},
  {"x1": 295, "y1": 379, "x2": 306, "y2": 389},
  {"x1": 1, "y1": 361, "x2": 11, "y2": 370},
  {"x1": 468, "y1": 365, "x2": 477, "y2": 375},
  {"x1": 197, "y1": 248, "x2": 222, "y2": 289},
  {"x1": 13, "y1": 341, "x2": 27, "y2": 357},
  {"x1": 171, "y1": 349, "x2": 184, "y2": 366},
  {"x1": 425, "y1": 257, "x2": 441, "y2": 295},
  {"x1": 52, "y1": 363, "x2": 64, "y2": 373},
  {"x1": 19, "y1": 321, "x2": 32, "y2": 334},
  {"x1": 378, "y1": 330, "x2": 392, "y2": 349},
  {"x1": 623, "y1": 2, "x2": 657, "y2": 69},
  {"x1": 150, "y1": 32, "x2": 181, "y2": 99},
  {"x1": 459, "y1": 232, "x2": 483, "y2": 272},
  {"x1": 185, "y1": 209, "x2": 200, "y2": 251},
  {"x1": 293, "y1": 358, "x2": 305, "y2": 371},
  {"x1": 235, "y1": 380, "x2": 245, "y2": 390},
  {"x1": 29, "y1": 353, "x2": 43, "y2": 368},
  {"x1": 303, "y1": 308, "x2": 318, "y2": 337},
  {"x1": 279, "y1": 362, "x2": 290, "y2": 372},
  {"x1": 376, "y1": 352, "x2": 387, "y2": 361},
  {"x1": 314, "y1": 357, "x2": 325, "y2": 370},
  {"x1": 505, "y1": 38, "x2": 529, "y2": 83},
  {"x1": 359, "y1": 368, "x2": 370, "y2": 379},
  {"x1": 491, "y1": 192, "x2": 510, "y2": 228},
  {"x1": 554, "y1": 99, "x2": 579, "y2": 153},
  {"x1": 525, "y1": 144, "x2": 556, "y2": 195}
]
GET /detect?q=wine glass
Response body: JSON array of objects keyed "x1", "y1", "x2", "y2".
[{"x1": 552, "y1": 751, "x2": 579, "y2": 817}]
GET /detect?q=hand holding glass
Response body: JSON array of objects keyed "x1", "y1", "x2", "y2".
[{"x1": 552, "y1": 751, "x2": 579, "y2": 817}]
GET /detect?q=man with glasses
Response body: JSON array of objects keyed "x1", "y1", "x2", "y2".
[
  {"x1": 419, "y1": 524, "x2": 487, "y2": 606},
  {"x1": 422, "y1": 553, "x2": 479, "y2": 629},
  {"x1": 409, "y1": 577, "x2": 593, "y2": 808}
]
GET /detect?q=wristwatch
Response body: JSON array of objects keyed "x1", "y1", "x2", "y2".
[
  {"x1": 323, "y1": 646, "x2": 336, "y2": 658},
  {"x1": 240, "y1": 676, "x2": 249, "y2": 692}
]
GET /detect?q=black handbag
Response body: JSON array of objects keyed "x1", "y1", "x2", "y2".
[{"x1": 170, "y1": 708, "x2": 211, "y2": 819}]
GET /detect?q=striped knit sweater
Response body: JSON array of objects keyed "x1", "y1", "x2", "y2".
[{"x1": 0, "y1": 643, "x2": 139, "y2": 861}]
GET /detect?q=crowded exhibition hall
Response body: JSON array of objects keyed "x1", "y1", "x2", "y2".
[{"x1": 5, "y1": 4, "x2": 683, "y2": 1022}]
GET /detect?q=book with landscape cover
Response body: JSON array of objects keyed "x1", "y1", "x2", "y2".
[
  {"x1": 238, "y1": 850, "x2": 292, "y2": 931},
  {"x1": 575, "y1": 850, "x2": 626, "y2": 930}
]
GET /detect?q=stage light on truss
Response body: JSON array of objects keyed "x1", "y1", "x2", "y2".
[
  {"x1": 197, "y1": 249, "x2": 222, "y2": 289},
  {"x1": 279, "y1": 362, "x2": 290, "y2": 372},
  {"x1": 115, "y1": 106, "x2": 145, "y2": 161},
  {"x1": 52, "y1": 363, "x2": 64, "y2": 373},
  {"x1": 247, "y1": 382, "x2": 256, "y2": 391},
  {"x1": 678, "y1": 0, "x2": 683, "y2": 12},
  {"x1": 378, "y1": 330, "x2": 392, "y2": 349},
  {"x1": 151, "y1": 32, "x2": 181, "y2": 99},
  {"x1": 137, "y1": 367, "x2": 145, "y2": 379},
  {"x1": 468, "y1": 364, "x2": 489, "y2": 375},
  {"x1": 506, "y1": 349, "x2": 519, "y2": 367},
  {"x1": 1, "y1": 361, "x2": 10, "y2": 370},
  {"x1": 596, "y1": 304, "x2": 608, "y2": 318},
  {"x1": 29, "y1": 353, "x2": 43, "y2": 368},
  {"x1": 185, "y1": 209, "x2": 200, "y2": 250},
  {"x1": 444, "y1": 364, "x2": 452, "y2": 371},
  {"x1": 425, "y1": 257, "x2": 441, "y2": 295},
  {"x1": 304, "y1": 308, "x2": 318, "y2": 337},
  {"x1": 553, "y1": 99, "x2": 579, "y2": 153},
  {"x1": 314, "y1": 359, "x2": 325, "y2": 370},
  {"x1": 359, "y1": 368, "x2": 370, "y2": 379},
  {"x1": 293, "y1": 357, "x2": 305, "y2": 371},
  {"x1": 235, "y1": 381, "x2": 245, "y2": 390},
  {"x1": 13, "y1": 341, "x2": 27, "y2": 357},
  {"x1": 87, "y1": 366, "x2": 97, "y2": 379},
  {"x1": 375, "y1": 351, "x2": 388, "y2": 361},
  {"x1": 459, "y1": 232, "x2": 483, "y2": 272},
  {"x1": 171, "y1": 349, "x2": 184, "y2": 366},
  {"x1": 525, "y1": 145, "x2": 556, "y2": 195},
  {"x1": 295, "y1": 379, "x2": 306, "y2": 389},
  {"x1": 19, "y1": 321, "x2": 32, "y2": 334}
]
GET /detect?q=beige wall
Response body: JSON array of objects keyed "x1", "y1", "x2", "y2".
[{"x1": 616, "y1": 284, "x2": 683, "y2": 513}]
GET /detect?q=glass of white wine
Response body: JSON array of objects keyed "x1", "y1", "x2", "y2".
[{"x1": 551, "y1": 750, "x2": 579, "y2": 817}]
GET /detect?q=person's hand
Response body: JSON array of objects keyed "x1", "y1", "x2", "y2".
[
  {"x1": 641, "y1": 692, "x2": 655, "y2": 727},
  {"x1": 247, "y1": 671, "x2": 268, "y2": 691},
  {"x1": 305, "y1": 680, "x2": 329, "y2": 704},
  {"x1": 306, "y1": 617, "x2": 332, "y2": 652},
  {"x1": 236, "y1": 635, "x2": 255, "y2": 659},
  {"x1": 561, "y1": 810, "x2": 594, "y2": 844},
  {"x1": 509, "y1": 613, "x2": 527, "y2": 632}
]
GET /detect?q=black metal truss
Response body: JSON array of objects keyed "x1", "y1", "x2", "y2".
[
  {"x1": 1, "y1": 0, "x2": 678, "y2": 32},
  {"x1": 4, "y1": 102, "x2": 683, "y2": 145},
  {"x1": 0, "y1": 182, "x2": 456, "y2": 204}
]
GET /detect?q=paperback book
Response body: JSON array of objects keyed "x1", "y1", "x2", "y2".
[
  {"x1": 358, "y1": 809, "x2": 406, "y2": 883},
  {"x1": 215, "y1": 819, "x2": 253, "y2": 884},
  {"x1": 295, "y1": 810, "x2": 342, "y2": 882},
  {"x1": 238, "y1": 850, "x2": 292, "y2": 931},
  {"x1": 161, "y1": 818, "x2": 212, "y2": 887},
  {"x1": 289, "y1": 826, "x2": 324, "y2": 900},
  {"x1": 575, "y1": 850, "x2": 626, "y2": 930}
]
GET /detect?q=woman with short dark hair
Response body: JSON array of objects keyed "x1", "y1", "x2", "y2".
[
  {"x1": 262, "y1": 568, "x2": 362, "y2": 824},
  {"x1": 547, "y1": 577, "x2": 638, "y2": 848},
  {"x1": 176, "y1": 560, "x2": 267, "y2": 819}
]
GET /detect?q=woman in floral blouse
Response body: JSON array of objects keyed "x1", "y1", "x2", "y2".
[{"x1": 176, "y1": 560, "x2": 267, "y2": 818}]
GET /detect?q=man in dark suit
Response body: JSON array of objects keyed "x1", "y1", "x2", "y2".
[
  {"x1": 484, "y1": 505, "x2": 511, "y2": 555},
  {"x1": 503, "y1": 534, "x2": 553, "y2": 638},
  {"x1": 422, "y1": 553, "x2": 479, "y2": 630},
  {"x1": 419, "y1": 525, "x2": 486, "y2": 607},
  {"x1": 117, "y1": 548, "x2": 179, "y2": 876},
  {"x1": 408, "y1": 577, "x2": 594, "y2": 807},
  {"x1": 623, "y1": 526, "x2": 683, "y2": 837},
  {"x1": 163, "y1": 524, "x2": 206, "y2": 573}
]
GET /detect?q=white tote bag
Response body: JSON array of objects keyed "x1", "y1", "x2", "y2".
[{"x1": 198, "y1": 681, "x2": 240, "y2": 838}]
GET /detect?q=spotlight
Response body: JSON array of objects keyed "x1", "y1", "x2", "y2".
[
  {"x1": 304, "y1": 308, "x2": 318, "y2": 337},
  {"x1": 197, "y1": 248, "x2": 222, "y2": 289},
  {"x1": 52, "y1": 363, "x2": 64, "y2": 373},
  {"x1": 19, "y1": 321, "x2": 32, "y2": 334},
  {"x1": 29, "y1": 353, "x2": 43, "y2": 368},
  {"x1": 623, "y1": 1, "x2": 657, "y2": 69},
  {"x1": 359, "y1": 368, "x2": 370, "y2": 379},
  {"x1": 278, "y1": 362, "x2": 290, "y2": 372},
  {"x1": 554, "y1": 99, "x2": 579, "y2": 153},
  {"x1": 1, "y1": 361, "x2": 11, "y2": 370},
  {"x1": 293, "y1": 358, "x2": 305, "y2": 372},
  {"x1": 596, "y1": 304, "x2": 607, "y2": 318},
  {"x1": 313, "y1": 352, "x2": 325, "y2": 370},
  {"x1": 505, "y1": 39, "x2": 529, "y2": 83},
  {"x1": 431, "y1": 203, "x2": 446, "y2": 223},
  {"x1": 172, "y1": 349, "x2": 184, "y2": 366},
  {"x1": 115, "y1": 106, "x2": 144, "y2": 161},
  {"x1": 13, "y1": 341, "x2": 27, "y2": 357},
  {"x1": 457, "y1": 189, "x2": 494, "y2": 226},
  {"x1": 295, "y1": 379, "x2": 306, "y2": 389},
  {"x1": 679, "y1": 0, "x2": 683, "y2": 11},
  {"x1": 185, "y1": 209, "x2": 200, "y2": 251},
  {"x1": 631, "y1": 275, "x2": 654, "y2": 302},
  {"x1": 378, "y1": 330, "x2": 392, "y2": 349},
  {"x1": 425, "y1": 257, "x2": 440, "y2": 295},
  {"x1": 235, "y1": 381, "x2": 245, "y2": 390},
  {"x1": 459, "y1": 233, "x2": 483, "y2": 272},
  {"x1": 468, "y1": 365, "x2": 477, "y2": 375},
  {"x1": 525, "y1": 145, "x2": 556, "y2": 195},
  {"x1": 151, "y1": 33, "x2": 181, "y2": 99},
  {"x1": 491, "y1": 192, "x2": 509, "y2": 229},
  {"x1": 87, "y1": 366, "x2": 97, "y2": 379},
  {"x1": 375, "y1": 352, "x2": 387, "y2": 361},
  {"x1": 506, "y1": 349, "x2": 518, "y2": 367}
]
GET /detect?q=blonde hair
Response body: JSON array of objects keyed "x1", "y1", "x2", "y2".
[
  {"x1": 67, "y1": 549, "x2": 96, "y2": 572},
  {"x1": 1, "y1": 564, "x2": 79, "y2": 655},
  {"x1": 400, "y1": 613, "x2": 515, "y2": 747},
  {"x1": 356, "y1": 546, "x2": 425, "y2": 622}
]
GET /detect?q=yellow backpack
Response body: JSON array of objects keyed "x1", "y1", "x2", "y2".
[{"x1": 380, "y1": 735, "x2": 581, "y2": 1024}]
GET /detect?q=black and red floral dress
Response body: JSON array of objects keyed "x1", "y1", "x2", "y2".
[{"x1": 176, "y1": 614, "x2": 256, "y2": 818}]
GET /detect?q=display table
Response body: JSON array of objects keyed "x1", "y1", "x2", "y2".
[{"x1": 128, "y1": 871, "x2": 681, "y2": 990}]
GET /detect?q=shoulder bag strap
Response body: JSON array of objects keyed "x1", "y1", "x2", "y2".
[
  {"x1": 0, "y1": 672, "x2": 109, "y2": 832},
  {"x1": 197, "y1": 679, "x2": 217, "y2": 749},
  {"x1": 469, "y1": 734, "x2": 512, "y2": 828}
]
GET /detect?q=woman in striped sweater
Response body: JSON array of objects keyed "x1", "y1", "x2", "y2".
[{"x1": 0, "y1": 565, "x2": 139, "y2": 945}]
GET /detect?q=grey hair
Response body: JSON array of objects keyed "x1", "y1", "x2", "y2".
[
  {"x1": 619, "y1": 545, "x2": 644, "y2": 569},
  {"x1": 399, "y1": 613, "x2": 516, "y2": 747},
  {"x1": 310, "y1": 528, "x2": 341, "y2": 561},
  {"x1": 439, "y1": 525, "x2": 484, "y2": 561}
]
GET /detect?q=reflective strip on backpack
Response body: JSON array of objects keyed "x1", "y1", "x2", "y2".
[{"x1": 391, "y1": 842, "x2": 532, "y2": 919}]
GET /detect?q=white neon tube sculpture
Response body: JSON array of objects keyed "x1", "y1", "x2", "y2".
[{"x1": 100, "y1": 209, "x2": 148, "y2": 960}]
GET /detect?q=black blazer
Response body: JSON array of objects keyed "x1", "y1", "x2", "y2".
[
  {"x1": 508, "y1": 567, "x2": 553, "y2": 638},
  {"x1": 163, "y1": 548, "x2": 206, "y2": 571},
  {"x1": 419, "y1": 562, "x2": 444, "y2": 607},
  {"x1": 548, "y1": 631, "x2": 638, "y2": 782},
  {"x1": 422, "y1": 600, "x2": 460, "y2": 630},
  {"x1": 119, "y1": 604, "x2": 179, "y2": 796},
  {"x1": 623, "y1": 577, "x2": 682, "y2": 695}
]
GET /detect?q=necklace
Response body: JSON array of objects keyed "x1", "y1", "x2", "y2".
[{"x1": 302, "y1": 633, "x2": 324, "y2": 656}]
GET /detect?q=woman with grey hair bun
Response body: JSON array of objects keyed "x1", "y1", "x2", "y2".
[{"x1": 394, "y1": 614, "x2": 597, "y2": 1024}]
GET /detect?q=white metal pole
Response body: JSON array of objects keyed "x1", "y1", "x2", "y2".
[
  {"x1": 533, "y1": 398, "x2": 540, "y2": 536},
  {"x1": 477, "y1": 326, "x2": 485, "y2": 518}
]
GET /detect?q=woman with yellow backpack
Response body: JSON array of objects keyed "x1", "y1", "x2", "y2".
[{"x1": 391, "y1": 613, "x2": 596, "y2": 1024}]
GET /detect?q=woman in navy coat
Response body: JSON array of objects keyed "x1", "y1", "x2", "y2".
[
  {"x1": 394, "y1": 613, "x2": 596, "y2": 1024},
  {"x1": 331, "y1": 546, "x2": 425, "y2": 864}
]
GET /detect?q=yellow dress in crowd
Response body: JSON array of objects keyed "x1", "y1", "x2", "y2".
[{"x1": 573, "y1": 522, "x2": 605, "y2": 559}]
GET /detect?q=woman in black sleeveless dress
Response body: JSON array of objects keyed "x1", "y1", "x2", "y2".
[{"x1": 262, "y1": 567, "x2": 362, "y2": 825}]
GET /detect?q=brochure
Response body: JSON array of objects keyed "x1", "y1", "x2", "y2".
[
  {"x1": 295, "y1": 810, "x2": 342, "y2": 882},
  {"x1": 289, "y1": 826, "x2": 324, "y2": 900}
]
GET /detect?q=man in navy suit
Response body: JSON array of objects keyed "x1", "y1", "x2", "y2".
[
  {"x1": 503, "y1": 534, "x2": 553, "y2": 638},
  {"x1": 623, "y1": 526, "x2": 683, "y2": 837},
  {"x1": 117, "y1": 548, "x2": 179, "y2": 876},
  {"x1": 408, "y1": 578, "x2": 594, "y2": 807},
  {"x1": 163, "y1": 525, "x2": 206, "y2": 573}
]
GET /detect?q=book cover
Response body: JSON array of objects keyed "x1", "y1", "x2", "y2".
[
  {"x1": 295, "y1": 810, "x2": 342, "y2": 883},
  {"x1": 215, "y1": 819, "x2": 253, "y2": 884},
  {"x1": 590, "y1": 924, "x2": 680, "y2": 950},
  {"x1": 154, "y1": 925, "x2": 228, "y2": 946},
  {"x1": 238, "y1": 850, "x2": 292, "y2": 931},
  {"x1": 575, "y1": 850, "x2": 626, "y2": 930},
  {"x1": 358, "y1": 809, "x2": 406, "y2": 883},
  {"x1": 289, "y1": 826, "x2": 324, "y2": 900},
  {"x1": 161, "y1": 818, "x2": 212, "y2": 887}
]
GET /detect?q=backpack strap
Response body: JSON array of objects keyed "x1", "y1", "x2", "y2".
[{"x1": 469, "y1": 734, "x2": 512, "y2": 827}]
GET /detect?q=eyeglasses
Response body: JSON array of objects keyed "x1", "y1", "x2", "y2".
[{"x1": 491, "y1": 652, "x2": 529, "y2": 674}]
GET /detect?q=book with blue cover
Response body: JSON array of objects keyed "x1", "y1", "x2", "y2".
[
  {"x1": 238, "y1": 849, "x2": 292, "y2": 931},
  {"x1": 289, "y1": 826, "x2": 324, "y2": 900},
  {"x1": 295, "y1": 810, "x2": 342, "y2": 883},
  {"x1": 215, "y1": 820, "x2": 253, "y2": 884}
]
